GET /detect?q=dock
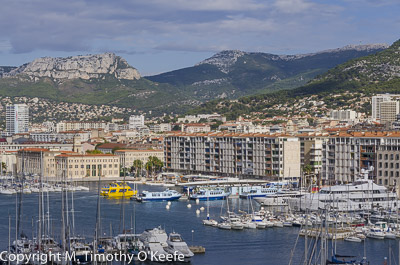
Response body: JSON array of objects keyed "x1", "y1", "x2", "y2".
[
  {"x1": 178, "y1": 179, "x2": 269, "y2": 187},
  {"x1": 189, "y1": 246, "x2": 206, "y2": 254}
]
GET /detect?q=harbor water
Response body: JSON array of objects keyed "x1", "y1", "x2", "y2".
[{"x1": 0, "y1": 184, "x2": 397, "y2": 265}]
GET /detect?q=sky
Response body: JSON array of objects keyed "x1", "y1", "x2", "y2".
[{"x1": 0, "y1": 0, "x2": 399, "y2": 76}]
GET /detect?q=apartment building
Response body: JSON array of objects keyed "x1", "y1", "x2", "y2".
[
  {"x1": 164, "y1": 132, "x2": 300, "y2": 180},
  {"x1": 298, "y1": 133, "x2": 328, "y2": 176},
  {"x1": 0, "y1": 142, "x2": 74, "y2": 152},
  {"x1": 182, "y1": 124, "x2": 211, "y2": 133},
  {"x1": 115, "y1": 149, "x2": 164, "y2": 169},
  {"x1": 372, "y1": 94, "x2": 400, "y2": 121},
  {"x1": 30, "y1": 131, "x2": 91, "y2": 143},
  {"x1": 56, "y1": 122, "x2": 106, "y2": 132},
  {"x1": 321, "y1": 131, "x2": 400, "y2": 186},
  {"x1": 330, "y1": 110, "x2": 357, "y2": 121},
  {"x1": 149, "y1": 123, "x2": 172, "y2": 133},
  {"x1": 6, "y1": 104, "x2": 29, "y2": 135},
  {"x1": 129, "y1": 115, "x2": 145, "y2": 130},
  {"x1": 380, "y1": 101, "x2": 399, "y2": 123}
]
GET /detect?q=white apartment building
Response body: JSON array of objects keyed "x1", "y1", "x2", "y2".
[
  {"x1": 177, "y1": 114, "x2": 226, "y2": 123},
  {"x1": 183, "y1": 124, "x2": 211, "y2": 133},
  {"x1": 372, "y1": 94, "x2": 400, "y2": 121},
  {"x1": 30, "y1": 131, "x2": 91, "y2": 143},
  {"x1": 164, "y1": 132, "x2": 300, "y2": 179},
  {"x1": 330, "y1": 110, "x2": 357, "y2": 121},
  {"x1": 149, "y1": 123, "x2": 172, "y2": 133},
  {"x1": 6, "y1": 104, "x2": 29, "y2": 135},
  {"x1": 129, "y1": 115, "x2": 145, "y2": 130},
  {"x1": 0, "y1": 142, "x2": 74, "y2": 152},
  {"x1": 321, "y1": 131, "x2": 400, "y2": 187},
  {"x1": 380, "y1": 101, "x2": 399, "y2": 123},
  {"x1": 56, "y1": 121, "x2": 106, "y2": 132}
]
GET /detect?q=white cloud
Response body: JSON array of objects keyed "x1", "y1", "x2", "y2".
[
  {"x1": 148, "y1": 0, "x2": 267, "y2": 11},
  {"x1": 274, "y1": 0, "x2": 313, "y2": 13}
]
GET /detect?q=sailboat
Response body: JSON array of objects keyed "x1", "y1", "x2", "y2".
[{"x1": 202, "y1": 195, "x2": 218, "y2": 226}]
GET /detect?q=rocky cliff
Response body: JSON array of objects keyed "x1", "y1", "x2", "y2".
[{"x1": 3, "y1": 53, "x2": 141, "y2": 81}]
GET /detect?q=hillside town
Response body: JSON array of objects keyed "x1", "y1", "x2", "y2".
[{"x1": 0, "y1": 93, "x2": 399, "y2": 191}]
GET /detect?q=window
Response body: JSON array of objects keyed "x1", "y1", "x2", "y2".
[{"x1": 92, "y1": 165, "x2": 96, "y2": 176}]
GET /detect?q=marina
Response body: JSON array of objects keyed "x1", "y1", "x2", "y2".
[{"x1": 0, "y1": 179, "x2": 399, "y2": 264}]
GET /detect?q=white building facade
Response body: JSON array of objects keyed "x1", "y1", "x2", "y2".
[{"x1": 6, "y1": 104, "x2": 29, "y2": 135}]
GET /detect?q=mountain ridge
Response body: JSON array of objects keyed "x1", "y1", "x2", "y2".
[
  {"x1": 0, "y1": 43, "x2": 392, "y2": 116},
  {"x1": 146, "y1": 43, "x2": 387, "y2": 100},
  {"x1": 188, "y1": 39, "x2": 400, "y2": 119},
  {"x1": 3, "y1": 52, "x2": 141, "y2": 81}
]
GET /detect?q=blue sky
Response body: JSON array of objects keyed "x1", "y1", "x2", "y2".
[{"x1": 0, "y1": 0, "x2": 399, "y2": 76}]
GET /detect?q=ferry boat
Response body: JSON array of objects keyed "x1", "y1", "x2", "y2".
[
  {"x1": 100, "y1": 182, "x2": 136, "y2": 198},
  {"x1": 289, "y1": 168, "x2": 398, "y2": 212},
  {"x1": 136, "y1": 189, "x2": 182, "y2": 202},
  {"x1": 239, "y1": 186, "x2": 280, "y2": 198},
  {"x1": 190, "y1": 187, "x2": 230, "y2": 201}
]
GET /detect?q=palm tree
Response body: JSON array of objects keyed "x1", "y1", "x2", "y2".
[
  {"x1": 145, "y1": 156, "x2": 164, "y2": 179},
  {"x1": 302, "y1": 164, "x2": 313, "y2": 187},
  {"x1": 150, "y1": 156, "x2": 163, "y2": 172},
  {"x1": 132, "y1": 159, "x2": 143, "y2": 178},
  {"x1": 1, "y1": 162, "x2": 6, "y2": 174}
]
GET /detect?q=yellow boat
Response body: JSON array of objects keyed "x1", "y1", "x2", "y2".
[{"x1": 100, "y1": 182, "x2": 137, "y2": 198}]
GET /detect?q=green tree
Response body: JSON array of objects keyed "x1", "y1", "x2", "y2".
[
  {"x1": 1, "y1": 162, "x2": 6, "y2": 173},
  {"x1": 145, "y1": 156, "x2": 164, "y2": 178},
  {"x1": 86, "y1": 149, "x2": 103, "y2": 154},
  {"x1": 132, "y1": 159, "x2": 144, "y2": 178},
  {"x1": 210, "y1": 120, "x2": 223, "y2": 131},
  {"x1": 172, "y1": 124, "x2": 181, "y2": 131},
  {"x1": 302, "y1": 164, "x2": 313, "y2": 186}
]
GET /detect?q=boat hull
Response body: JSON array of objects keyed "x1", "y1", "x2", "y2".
[
  {"x1": 190, "y1": 196, "x2": 228, "y2": 201},
  {"x1": 140, "y1": 195, "x2": 182, "y2": 202}
]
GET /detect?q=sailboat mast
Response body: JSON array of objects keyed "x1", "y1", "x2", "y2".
[
  {"x1": 93, "y1": 171, "x2": 102, "y2": 265},
  {"x1": 8, "y1": 215, "x2": 11, "y2": 265},
  {"x1": 38, "y1": 151, "x2": 43, "y2": 252},
  {"x1": 61, "y1": 169, "x2": 66, "y2": 251}
]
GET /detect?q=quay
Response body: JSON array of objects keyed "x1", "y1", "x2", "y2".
[
  {"x1": 189, "y1": 246, "x2": 206, "y2": 254},
  {"x1": 177, "y1": 179, "x2": 269, "y2": 187}
]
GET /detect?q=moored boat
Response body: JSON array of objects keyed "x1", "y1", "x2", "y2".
[
  {"x1": 190, "y1": 187, "x2": 230, "y2": 201},
  {"x1": 100, "y1": 182, "x2": 136, "y2": 198},
  {"x1": 136, "y1": 189, "x2": 182, "y2": 202}
]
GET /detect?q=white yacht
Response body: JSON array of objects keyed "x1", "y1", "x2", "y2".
[
  {"x1": 164, "y1": 233, "x2": 194, "y2": 263},
  {"x1": 366, "y1": 227, "x2": 385, "y2": 239},
  {"x1": 254, "y1": 190, "x2": 307, "y2": 206},
  {"x1": 114, "y1": 233, "x2": 138, "y2": 251},
  {"x1": 239, "y1": 186, "x2": 280, "y2": 198},
  {"x1": 289, "y1": 168, "x2": 398, "y2": 212},
  {"x1": 139, "y1": 227, "x2": 169, "y2": 261}
]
